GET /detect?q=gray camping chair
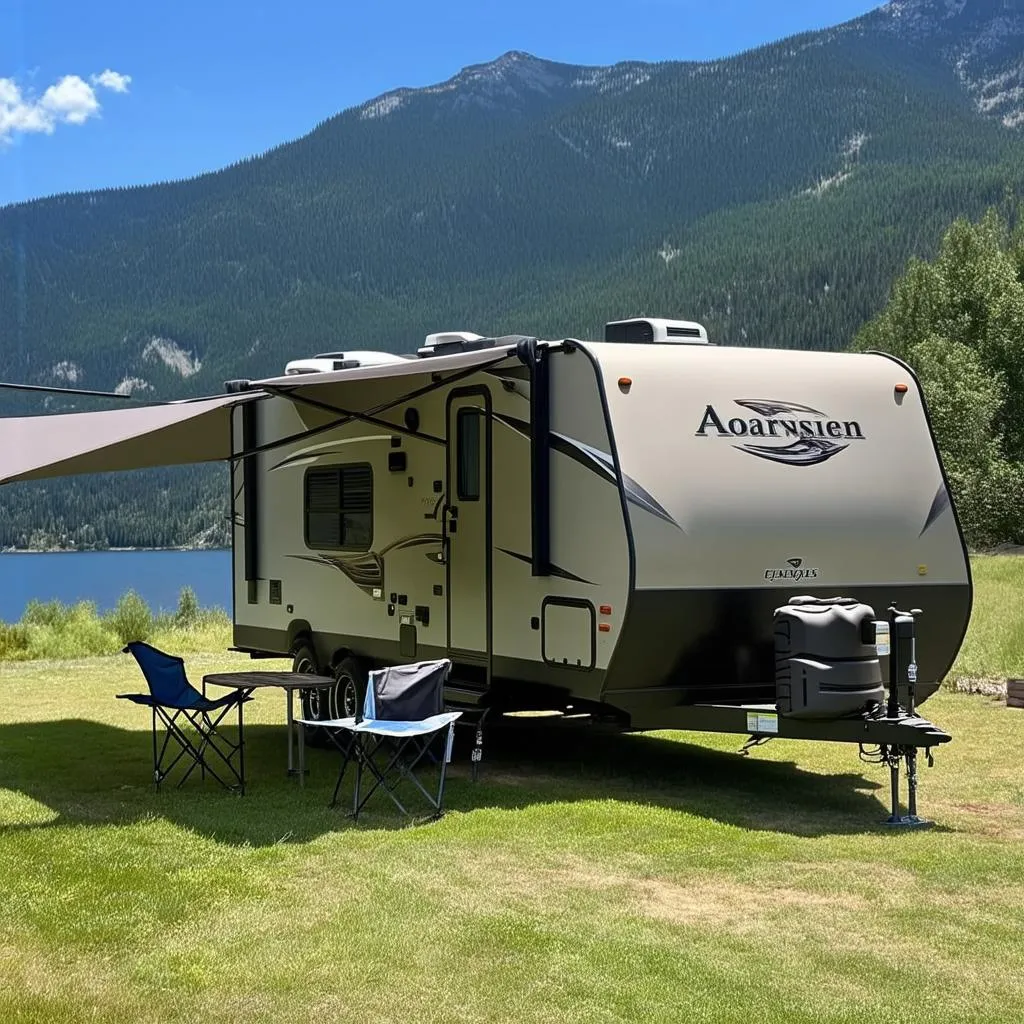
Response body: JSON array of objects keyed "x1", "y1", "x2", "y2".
[{"x1": 299, "y1": 659, "x2": 461, "y2": 820}]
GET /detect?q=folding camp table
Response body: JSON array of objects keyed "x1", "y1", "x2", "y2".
[{"x1": 203, "y1": 671, "x2": 335, "y2": 783}]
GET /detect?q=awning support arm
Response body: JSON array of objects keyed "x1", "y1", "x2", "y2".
[
  {"x1": 259, "y1": 385, "x2": 446, "y2": 447},
  {"x1": 230, "y1": 356, "x2": 509, "y2": 463},
  {"x1": 0, "y1": 381, "x2": 135, "y2": 400}
]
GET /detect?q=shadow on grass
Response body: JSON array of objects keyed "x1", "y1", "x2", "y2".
[{"x1": 0, "y1": 712, "x2": 900, "y2": 845}]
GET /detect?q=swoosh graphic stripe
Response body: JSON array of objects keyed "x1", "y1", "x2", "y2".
[
  {"x1": 919, "y1": 484, "x2": 951, "y2": 537},
  {"x1": 498, "y1": 548, "x2": 595, "y2": 585}
]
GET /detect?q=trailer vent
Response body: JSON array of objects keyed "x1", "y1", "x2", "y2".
[
  {"x1": 417, "y1": 332, "x2": 492, "y2": 357},
  {"x1": 284, "y1": 351, "x2": 408, "y2": 374},
  {"x1": 417, "y1": 332, "x2": 534, "y2": 359},
  {"x1": 604, "y1": 318, "x2": 710, "y2": 345}
]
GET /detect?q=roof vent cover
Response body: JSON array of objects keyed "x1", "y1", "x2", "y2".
[
  {"x1": 283, "y1": 351, "x2": 408, "y2": 374},
  {"x1": 417, "y1": 331, "x2": 496, "y2": 357},
  {"x1": 604, "y1": 318, "x2": 710, "y2": 345}
]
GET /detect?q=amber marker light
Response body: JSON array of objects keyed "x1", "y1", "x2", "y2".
[
  {"x1": 618, "y1": 377, "x2": 632, "y2": 393},
  {"x1": 598, "y1": 623, "x2": 611, "y2": 633},
  {"x1": 599, "y1": 605, "x2": 612, "y2": 615},
  {"x1": 895, "y1": 383, "x2": 909, "y2": 394}
]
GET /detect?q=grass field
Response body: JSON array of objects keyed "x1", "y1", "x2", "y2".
[
  {"x1": 1, "y1": 649, "x2": 1023, "y2": 1023},
  {"x1": 949, "y1": 554, "x2": 1024, "y2": 686},
  {"x1": 1, "y1": 556, "x2": 1022, "y2": 1022}
]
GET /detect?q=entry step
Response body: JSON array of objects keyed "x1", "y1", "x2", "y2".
[{"x1": 444, "y1": 682, "x2": 489, "y2": 707}]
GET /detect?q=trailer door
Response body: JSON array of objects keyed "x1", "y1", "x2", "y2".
[{"x1": 445, "y1": 388, "x2": 491, "y2": 661}]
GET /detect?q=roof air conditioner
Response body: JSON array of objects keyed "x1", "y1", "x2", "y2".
[{"x1": 604, "y1": 318, "x2": 710, "y2": 345}]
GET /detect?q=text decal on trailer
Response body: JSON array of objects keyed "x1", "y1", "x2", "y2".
[
  {"x1": 764, "y1": 557, "x2": 820, "y2": 583},
  {"x1": 695, "y1": 399, "x2": 865, "y2": 466}
]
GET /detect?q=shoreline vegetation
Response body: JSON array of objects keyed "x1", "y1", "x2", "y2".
[
  {"x1": 0, "y1": 557, "x2": 1020, "y2": 688},
  {"x1": 0, "y1": 587, "x2": 232, "y2": 662}
]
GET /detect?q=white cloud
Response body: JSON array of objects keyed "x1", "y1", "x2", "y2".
[
  {"x1": 0, "y1": 68, "x2": 131, "y2": 145},
  {"x1": 91, "y1": 69, "x2": 132, "y2": 94},
  {"x1": 41, "y1": 75, "x2": 100, "y2": 125}
]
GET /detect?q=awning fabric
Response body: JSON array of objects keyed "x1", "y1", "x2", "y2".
[
  {"x1": 0, "y1": 344, "x2": 525, "y2": 487},
  {"x1": 0, "y1": 392, "x2": 257, "y2": 486},
  {"x1": 249, "y1": 345, "x2": 517, "y2": 404}
]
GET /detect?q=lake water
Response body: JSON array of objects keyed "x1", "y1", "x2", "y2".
[{"x1": 0, "y1": 549, "x2": 234, "y2": 622}]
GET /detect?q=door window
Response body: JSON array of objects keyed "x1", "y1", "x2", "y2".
[{"x1": 456, "y1": 409, "x2": 481, "y2": 501}]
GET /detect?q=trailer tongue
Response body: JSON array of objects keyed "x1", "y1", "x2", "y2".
[{"x1": 657, "y1": 597, "x2": 947, "y2": 829}]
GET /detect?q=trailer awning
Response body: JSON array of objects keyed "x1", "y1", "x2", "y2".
[
  {"x1": 248, "y1": 344, "x2": 519, "y2": 398},
  {"x1": 0, "y1": 392, "x2": 257, "y2": 485},
  {"x1": 0, "y1": 344, "x2": 528, "y2": 487}
]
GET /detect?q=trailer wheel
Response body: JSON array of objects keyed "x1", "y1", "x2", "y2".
[
  {"x1": 291, "y1": 638, "x2": 329, "y2": 747},
  {"x1": 331, "y1": 656, "x2": 368, "y2": 721}
]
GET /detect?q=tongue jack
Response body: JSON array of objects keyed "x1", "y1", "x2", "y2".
[{"x1": 881, "y1": 603, "x2": 932, "y2": 830}]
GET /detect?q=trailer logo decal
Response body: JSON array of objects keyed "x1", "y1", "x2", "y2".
[
  {"x1": 765, "y1": 560, "x2": 819, "y2": 582},
  {"x1": 696, "y1": 399, "x2": 864, "y2": 466}
]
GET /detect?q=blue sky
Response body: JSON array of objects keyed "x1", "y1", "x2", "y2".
[{"x1": 0, "y1": 0, "x2": 880, "y2": 207}]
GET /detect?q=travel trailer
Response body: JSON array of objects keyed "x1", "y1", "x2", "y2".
[
  {"x1": 0, "y1": 317, "x2": 973, "y2": 817},
  {"x1": 222, "y1": 321, "x2": 971, "y2": 732}
]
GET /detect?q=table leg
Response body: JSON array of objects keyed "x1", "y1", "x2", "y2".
[
  {"x1": 287, "y1": 688, "x2": 296, "y2": 775},
  {"x1": 299, "y1": 716, "x2": 305, "y2": 788}
]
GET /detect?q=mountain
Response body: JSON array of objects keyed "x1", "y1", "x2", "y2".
[
  {"x1": 1, "y1": 0, "x2": 1024, "y2": 552},
  {"x1": 872, "y1": 0, "x2": 1024, "y2": 127}
]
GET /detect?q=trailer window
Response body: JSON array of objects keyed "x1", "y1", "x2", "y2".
[
  {"x1": 304, "y1": 464, "x2": 373, "y2": 550},
  {"x1": 456, "y1": 409, "x2": 481, "y2": 501}
]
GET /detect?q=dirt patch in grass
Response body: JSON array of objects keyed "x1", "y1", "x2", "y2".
[
  {"x1": 943, "y1": 802, "x2": 1024, "y2": 841},
  {"x1": 632, "y1": 877, "x2": 865, "y2": 930},
  {"x1": 457, "y1": 852, "x2": 868, "y2": 934}
]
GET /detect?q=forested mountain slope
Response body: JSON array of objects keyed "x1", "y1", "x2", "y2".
[{"x1": 1, "y1": 0, "x2": 1023, "y2": 548}]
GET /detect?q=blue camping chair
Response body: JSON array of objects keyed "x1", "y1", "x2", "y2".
[
  {"x1": 118, "y1": 641, "x2": 252, "y2": 794},
  {"x1": 299, "y1": 659, "x2": 461, "y2": 820}
]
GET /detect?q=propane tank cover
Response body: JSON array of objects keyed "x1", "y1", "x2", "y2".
[{"x1": 774, "y1": 596, "x2": 886, "y2": 719}]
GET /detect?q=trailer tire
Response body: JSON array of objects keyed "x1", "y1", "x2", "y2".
[
  {"x1": 331, "y1": 656, "x2": 368, "y2": 721},
  {"x1": 291, "y1": 637, "x2": 330, "y2": 748}
]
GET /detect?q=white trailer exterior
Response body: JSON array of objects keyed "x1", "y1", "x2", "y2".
[{"x1": 223, "y1": 328, "x2": 972, "y2": 731}]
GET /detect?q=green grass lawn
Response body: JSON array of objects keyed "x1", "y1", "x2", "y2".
[
  {"x1": 950, "y1": 554, "x2": 1024, "y2": 685},
  {"x1": 2, "y1": 650, "x2": 1024, "y2": 1023}
]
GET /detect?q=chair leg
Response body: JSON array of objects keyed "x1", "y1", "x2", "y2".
[
  {"x1": 152, "y1": 708, "x2": 160, "y2": 791},
  {"x1": 352, "y1": 737, "x2": 365, "y2": 820},
  {"x1": 200, "y1": 678, "x2": 207, "y2": 783},
  {"x1": 353, "y1": 734, "x2": 443, "y2": 819},
  {"x1": 154, "y1": 709, "x2": 203, "y2": 788},
  {"x1": 328, "y1": 731, "x2": 356, "y2": 808},
  {"x1": 435, "y1": 724, "x2": 455, "y2": 817}
]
